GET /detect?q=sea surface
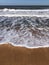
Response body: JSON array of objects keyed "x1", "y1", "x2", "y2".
[{"x1": 0, "y1": 8, "x2": 49, "y2": 48}]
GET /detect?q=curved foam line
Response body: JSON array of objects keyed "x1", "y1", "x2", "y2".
[
  {"x1": 0, "y1": 15, "x2": 49, "y2": 17},
  {"x1": 0, "y1": 42, "x2": 49, "y2": 49}
]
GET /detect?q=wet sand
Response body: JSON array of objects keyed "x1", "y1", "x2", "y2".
[{"x1": 0, "y1": 43, "x2": 49, "y2": 65}]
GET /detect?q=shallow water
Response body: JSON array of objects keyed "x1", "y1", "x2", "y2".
[{"x1": 0, "y1": 9, "x2": 49, "y2": 48}]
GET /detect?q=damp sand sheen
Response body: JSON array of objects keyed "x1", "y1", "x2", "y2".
[{"x1": 0, "y1": 9, "x2": 49, "y2": 65}]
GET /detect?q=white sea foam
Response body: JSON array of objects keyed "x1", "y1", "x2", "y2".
[
  {"x1": 0, "y1": 27, "x2": 49, "y2": 48},
  {"x1": 0, "y1": 9, "x2": 49, "y2": 17},
  {"x1": 0, "y1": 9, "x2": 49, "y2": 48}
]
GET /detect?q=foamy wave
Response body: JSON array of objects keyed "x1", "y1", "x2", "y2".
[
  {"x1": 0, "y1": 8, "x2": 49, "y2": 17},
  {"x1": 0, "y1": 9, "x2": 49, "y2": 48},
  {"x1": 0, "y1": 15, "x2": 49, "y2": 17},
  {"x1": 0, "y1": 16, "x2": 49, "y2": 48}
]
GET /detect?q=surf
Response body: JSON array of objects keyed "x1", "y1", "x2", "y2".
[{"x1": 0, "y1": 9, "x2": 49, "y2": 48}]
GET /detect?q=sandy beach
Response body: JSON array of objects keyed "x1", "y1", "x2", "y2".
[{"x1": 0, "y1": 43, "x2": 49, "y2": 65}]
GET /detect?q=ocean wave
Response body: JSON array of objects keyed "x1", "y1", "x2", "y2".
[
  {"x1": 0, "y1": 8, "x2": 49, "y2": 17},
  {"x1": 0, "y1": 16, "x2": 49, "y2": 48}
]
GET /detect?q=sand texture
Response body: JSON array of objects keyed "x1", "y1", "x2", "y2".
[{"x1": 0, "y1": 44, "x2": 49, "y2": 65}]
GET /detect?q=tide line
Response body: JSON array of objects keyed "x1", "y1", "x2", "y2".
[{"x1": 0, "y1": 42, "x2": 49, "y2": 49}]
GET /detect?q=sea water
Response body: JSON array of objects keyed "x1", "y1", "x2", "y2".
[{"x1": 0, "y1": 9, "x2": 49, "y2": 48}]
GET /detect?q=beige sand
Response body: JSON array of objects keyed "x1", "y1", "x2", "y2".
[{"x1": 0, "y1": 43, "x2": 49, "y2": 65}]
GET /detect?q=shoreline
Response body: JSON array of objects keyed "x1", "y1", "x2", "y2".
[{"x1": 0, "y1": 42, "x2": 49, "y2": 49}]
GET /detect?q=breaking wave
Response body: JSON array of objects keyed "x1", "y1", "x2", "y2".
[{"x1": 0, "y1": 9, "x2": 49, "y2": 48}]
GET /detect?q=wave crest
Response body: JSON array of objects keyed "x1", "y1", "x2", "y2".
[{"x1": 0, "y1": 9, "x2": 49, "y2": 17}]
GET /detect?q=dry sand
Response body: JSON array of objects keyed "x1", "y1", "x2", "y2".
[{"x1": 0, "y1": 43, "x2": 49, "y2": 65}]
